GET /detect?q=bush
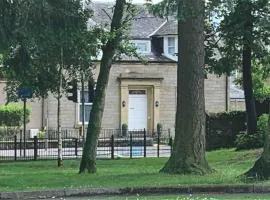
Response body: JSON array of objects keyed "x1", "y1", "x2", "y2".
[
  {"x1": 0, "y1": 126, "x2": 20, "y2": 137},
  {"x1": 121, "y1": 123, "x2": 128, "y2": 136},
  {"x1": 235, "y1": 131, "x2": 263, "y2": 150},
  {"x1": 235, "y1": 114, "x2": 269, "y2": 150},
  {"x1": 206, "y1": 111, "x2": 246, "y2": 150},
  {"x1": 157, "y1": 123, "x2": 162, "y2": 135},
  {"x1": 0, "y1": 103, "x2": 30, "y2": 127},
  {"x1": 258, "y1": 114, "x2": 269, "y2": 138}
]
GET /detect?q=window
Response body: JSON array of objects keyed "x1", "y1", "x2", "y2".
[
  {"x1": 168, "y1": 37, "x2": 175, "y2": 55},
  {"x1": 78, "y1": 91, "x2": 93, "y2": 123},
  {"x1": 131, "y1": 40, "x2": 150, "y2": 54},
  {"x1": 136, "y1": 43, "x2": 148, "y2": 53}
]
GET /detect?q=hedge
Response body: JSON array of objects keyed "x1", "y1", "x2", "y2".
[
  {"x1": 206, "y1": 111, "x2": 246, "y2": 150},
  {"x1": 0, "y1": 103, "x2": 30, "y2": 127},
  {"x1": 235, "y1": 114, "x2": 269, "y2": 150}
]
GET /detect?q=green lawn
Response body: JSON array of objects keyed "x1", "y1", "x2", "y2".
[
  {"x1": 64, "y1": 194, "x2": 270, "y2": 200},
  {"x1": 0, "y1": 148, "x2": 270, "y2": 192}
]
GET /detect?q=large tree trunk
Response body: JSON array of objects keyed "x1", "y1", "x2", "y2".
[
  {"x1": 241, "y1": 1, "x2": 257, "y2": 135},
  {"x1": 79, "y1": 0, "x2": 126, "y2": 173},
  {"x1": 244, "y1": 104, "x2": 270, "y2": 180},
  {"x1": 160, "y1": 0, "x2": 211, "y2": 175}
]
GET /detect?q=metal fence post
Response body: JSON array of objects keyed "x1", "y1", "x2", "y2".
[
  {"x1": 130, "y1": 133, "x2": 132, "y2": 159},
  {"x1": 20, "y1": 130, "x2": 22, "y2": 157},
  {"x1": 14, "y1": 135, "x2": 17, "y2": 161},
  {"x1": 111, "y1": 134, "x2": 114, "y2": 159},
  {"x1": 75, "y1": 138, "x2": 78, "y2": 157},
  {"x1": 157, "y1": 132, "x2": 160, "y2": 158},
  {"x1": 34, "y1": 136, "x2": 38, "y2": 160},
  {"x1": 143, "y1": 129, "x2": 146, "y2": 157}
]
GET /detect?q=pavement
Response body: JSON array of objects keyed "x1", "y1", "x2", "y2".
[{"x1": 1, "y1": 185, "x2": 270, "y2": 200}]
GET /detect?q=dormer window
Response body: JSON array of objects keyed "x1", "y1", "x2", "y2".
[
  {"x1": 168, "y1": 37, "x2": 175, "y2": 55},
  {"x1": 136, "y1": 43, "x2": 148, "y2": 52},
  {"x1": 131, "y1": 40, "x2": 151, "y2": 54}
]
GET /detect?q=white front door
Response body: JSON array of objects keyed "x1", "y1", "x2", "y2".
[{"x1": 128, "y1": 90, "x2": 147, "y2": 130}]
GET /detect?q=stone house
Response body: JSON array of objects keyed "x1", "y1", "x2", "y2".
[{"x1": 0, "y1": 3, "x2": 231, "y2": 135}]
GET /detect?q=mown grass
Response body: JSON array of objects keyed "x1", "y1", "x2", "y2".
[
  {"x1": 0, "y1": 148, "x2": 270, "y2": 192},
  {"x1": 73, "y1": 194, "x2": 270, "y2": 200}
]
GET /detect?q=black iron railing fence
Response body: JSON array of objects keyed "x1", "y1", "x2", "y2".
[{"x1": 0, "y1": 129, "x2": 173, "y2": 161}]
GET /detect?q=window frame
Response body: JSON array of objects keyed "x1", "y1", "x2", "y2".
[
  {"x1": 130, "y1": 40, "x2": 151, "y2": 54},
  {"x1": 167, "y1": 37, "x2": 176, "y2": 55},
  {"x1": 77, "y1": 90, "x2": 93, "y2": 124}
]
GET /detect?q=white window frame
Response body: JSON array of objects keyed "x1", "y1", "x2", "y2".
[
  {"x1": 77, "y1": 90, "x2": 93, "y2": 124},
  {"x1": 130, "y1": 40, "x2": 151, "y2": 54},
  {"x1": 163, "y1": 36, "x2": 178, "y2": 61},
  {"x1": 167, "y1": 37, "x2": 175, "y2": 55}
]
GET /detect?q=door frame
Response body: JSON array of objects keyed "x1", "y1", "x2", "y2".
[
  {"x1": 119, "y1": 78, "x2": 162, "y2": 131},
  {"x1": 128, "y1": 89, "x2": 148, "y2": 130}
]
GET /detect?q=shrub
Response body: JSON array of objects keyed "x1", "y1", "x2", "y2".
[
  {"x1": 258, "y1": 114, "x2": 269, "y2": 138},
  {"x1": 0, "y1": 126, "x2": 20, "y2": 137},
  {"x1": 206, "y1": 111, "x2": 246, "y2": 150},
  {"x1": 0, "y1": 103, "x2": 30, "y2": 127},
  {"x1": 235, "y1": 114, "x2": 269, "y2": 150},
  {"x1": 121, "y1": 123, "x2": 128, "y2": 136},
  {"x1": 157, "y1": 123, "x2": 162, "y2": 135},
  {"x1": 235, "y1": 131, "x2": 263, "y2": 150}
]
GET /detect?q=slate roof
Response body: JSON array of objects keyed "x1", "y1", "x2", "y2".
[
  {"x1": 131, "y1": 10, "x2": 166, "y2": 38},
  {"x1": 89, "y1": 2, "x2": 175, "y2": 63},
  {"x1": 153, "y1": 20, "x2": 177, "y2": 36},
  {"x1": 90, "y1": 2, "x2": 166, "y2": 39},
  {"x1": 119, "y1": 53, "x2": 175, "y2": 63}
]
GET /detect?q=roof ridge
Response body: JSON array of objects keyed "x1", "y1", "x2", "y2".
[{"x1": 148, "y1": 20, "x2": 168, "y2": 37}]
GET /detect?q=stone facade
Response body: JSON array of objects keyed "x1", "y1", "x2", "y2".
[{"x1": 0, "y1": 62, "x2": 229, "y2": 133}]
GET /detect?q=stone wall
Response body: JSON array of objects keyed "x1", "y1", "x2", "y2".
[{"x1": 0, "y1": 62, "x2": 229, "y2": 132}]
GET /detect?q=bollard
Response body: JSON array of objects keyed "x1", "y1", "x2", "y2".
[
  {"x1": 14, "y1": 135, "x2": 17, "y2": 161},
  {"x1": 75, "y1": 138, "x2": 78, "y2": 157},
  {"x1": 34, "y1": 136, "x2": 38, "y2": 160},
  {"x1": 111, "y1": 135, "x2": 114, "y2": 159},
  {"x1": 157, "y1": 132, "x2": 160, "y2": 158},
  {"x1": 143, "y1": 129, "x2": 146, "y2": 157},
  {"x1": 130, "y1": 133, "x2": 132, "y2": 159}
]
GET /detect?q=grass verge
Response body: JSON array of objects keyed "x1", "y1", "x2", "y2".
[
  {"x1": 0, "y1": 148, "x2": 270, "y2": 192},
  {"x1": 69, "y1": 194, "x2": 270, "y2": 200}
]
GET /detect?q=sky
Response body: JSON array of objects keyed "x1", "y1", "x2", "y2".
[{"x1": 93, "y1": 0, "x2": 163, "y2": 4}]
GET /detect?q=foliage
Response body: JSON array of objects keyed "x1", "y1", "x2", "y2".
[
  {"x1": 252, "y1": 62, "x2": 270, "y2": 101},
  {"x1": 235, "y1": 131, "x2": 263, "y2": 150},
  {"x1": 0, "y1": 103, "x2": 30, "y2": 127},
  {"x1": 1, "y1": 0, "x2": 98, "y2": 101},
  {"x1": 257, "y1": 114, "x2": 269, "y2": 142},
  {"x1": 215, "y1": 0, "x2": 269, "y2": 134},
  {"x1": 121, "y1": 123, "x2": 128, "y2": 136},
  {"x1": 235, "y1": 114, "x2": 269, "y2": 150},
  {"x1": 206, "y1": 111, "x2": 246, "y2": 150},
  {"x1": 207, "y1": 0, "x2": 270, "y2": 74},
  {"x1": 0, "y1": 127, "x2": 19, "y2": 137},
  {"x1": 157, "y1": 123, "x2": 162, "y2": 135},
  {"x1": 233, "y1": 61, "x2": 270, "y2": 101}
]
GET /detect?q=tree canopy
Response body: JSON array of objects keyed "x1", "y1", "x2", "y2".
[{"x1": 0, "y1": 0, "x2": 99, "y2": 101}]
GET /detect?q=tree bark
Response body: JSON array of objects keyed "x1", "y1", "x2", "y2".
[
  {"x1": 57, "y1": 49, "x2": 63, "y2": 167},
  {"x1": 160, "y1": 0, "x2": 211, "y2": 175},
  {"x1": 241, "y1": 1, "x2": 257, "y2": 135},
  {"x1": 79, "y1": 0, "x2": 126, "y2": 173},
  {"x1": 244, "y1": 104, "x2": 270, "y2": 180}
]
